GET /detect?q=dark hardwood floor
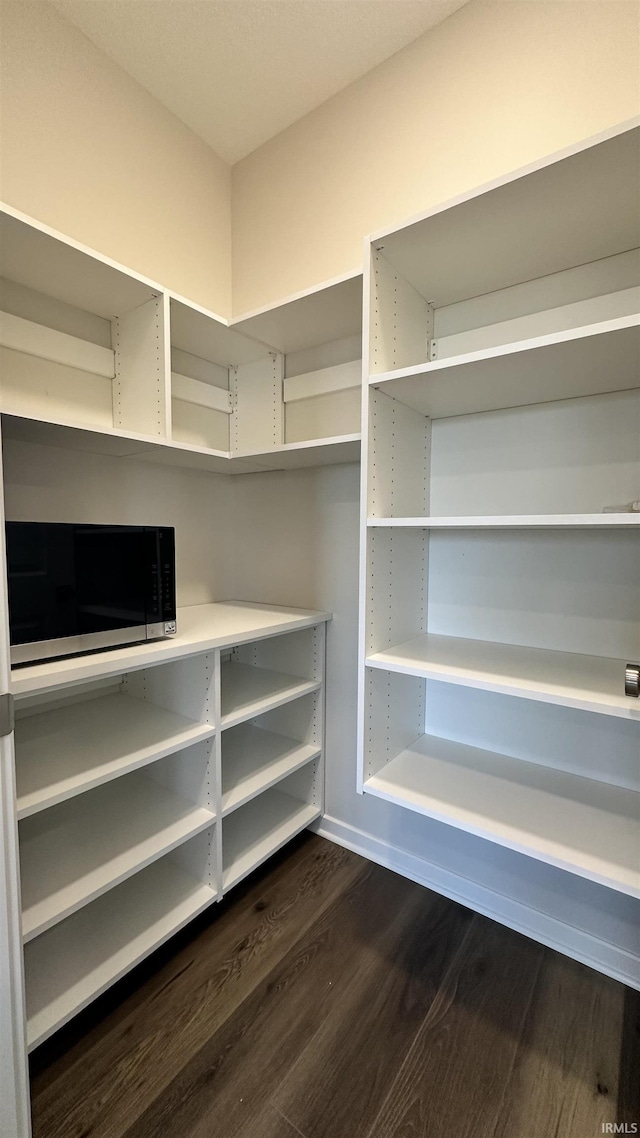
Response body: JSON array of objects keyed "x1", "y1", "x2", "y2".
[{"x1": 30, "y1": 834, "x2": 639, "y2": 1138}]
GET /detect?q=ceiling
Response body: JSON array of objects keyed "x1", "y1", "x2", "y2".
[{"x1": 48, "y1": 0, "x2": 469, "y2": 164}]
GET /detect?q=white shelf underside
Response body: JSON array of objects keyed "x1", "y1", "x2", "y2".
[
  {"x1": 365, "y1": 734, "x2": 640, "y2": 898},
  {"x1": 367, "y1": 515, "x2": 639, "y2": 528},
  {"x1": 221, "y1": 723, "x2": 320, "y2": 815},
  {"x1": 20, "y1": 772, "x2": 215, "y2": 941},
  {"x1": 14, "y1": 692, "x2": 215, "y2": 819},
  {"x1": 24, "y1": 858, "x2": 217, "y2": 1051},
  {"x1": 366, "y1": 634, "x2": 639, "y2": 719},
  {"x1": 222, "y1": 788, "x2": 320, "y2": 892},
  {"x1": 221, "y1": 661, "x2": 321, "y2": 729}
]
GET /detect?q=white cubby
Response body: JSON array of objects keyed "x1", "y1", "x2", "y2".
[
  {"x1": 7, "y1": 603, "x2": 327, "y2": 1048},
  {"x1": 24, "y1": 830, "x2": 218, "y2": 1051},
  {"x1": 0, "y1": 211, "x2": 170, "y2": 440},
  {"x1": 359, "y1": 123, "x2": 640, "y2": 908},
  {"x1": 222, "y1": 760, "x2": 322, "y2": 892}
]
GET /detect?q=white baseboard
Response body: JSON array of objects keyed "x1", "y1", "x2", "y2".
[{"x1": 312, "y1": 814, "x2": 640, "y2": 991}]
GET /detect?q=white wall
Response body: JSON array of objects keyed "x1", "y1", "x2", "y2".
[
  {"x1": 232, "y1": 0, "x2": 640, "y2": 313},
  {"x1": 0, "y1": 1, "x2": 232, "y2": 316}
]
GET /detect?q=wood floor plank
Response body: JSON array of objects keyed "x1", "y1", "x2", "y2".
[
  {"x1": 121, "y1": 861, "x2": 444, "y2": 1138},
  {"x1": 366, "y1": 914, "x2": 546, "y2": 1138},
  {"x1": 491, "y1": 951, "x2": 626, "y2": 1138},
  {"x1": 269, "y1": 883, "x2": 475, "y2": 1138},
  {"x1": 30, "y1": 835, "x2": 364, "y2": 1138}
]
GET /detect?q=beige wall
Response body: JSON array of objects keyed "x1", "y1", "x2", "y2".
[
  {"x1": 232, "y1": 0, "x2": 640, "y2": 315},
  {"x1": 0, "y1": 1, "x2": 232, "y2": 316}
]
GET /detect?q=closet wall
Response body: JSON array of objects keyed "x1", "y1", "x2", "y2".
[
  {"x1": 232, "y1": 0, "x2": 640, "y2": 313},
  {"x1": 0, "y1": 1, "x2": 232, "y2": 316}
]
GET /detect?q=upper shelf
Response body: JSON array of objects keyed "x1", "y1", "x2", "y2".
[
  {"x1": 11, "y1": 600, "x2": 331, "y2": 697},
  {"x1": 170, "y1": 295, "x2": 268, "y2": 368},
  {"x1": 371, "y1": 125, "x2": 639, "y2": 309},
  {"x1": 231, "y1": 272, "x2": 363, "y2": 354},
  {"x1": 0, "y1": 207, "x2": 160, "y2": 318},
  {"x1": 370, "y1": 318, "x2": 640, "y2": 418}
]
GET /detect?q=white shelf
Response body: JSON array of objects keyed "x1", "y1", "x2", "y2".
[
  {"x1": 365, "y1": 734, "x2": 640, "y2": 898},
  {"x1": 25, "y1": 857, "x2": 217, "y2": 1051},
  {"x1": 19, "y1": 772, "x2": 215, "y2": 941},
  {"x1": 367, "y1": 514, "x2": 640, "y2": 529},
  {"x1": 14, "y1": 692, "x2": 215, "y2": 819},
  {"x1": 221, "y1": 661, "x2": 321, "y2": 729},
  {"x1": 221, "y1": 724, "x2": 320, "y2": 816},
  {"x1": 371, "y1": 126, "x2": 639, "y2": 308},
  {"x1": 12, "y1": 601, "x2": 330, "y2": 697},
  {"x1": 222, "y1": 788, "x2": 320, "y2": 891},
  {"x1": 231, "y1": 272, "x2": 363, "y2": 355},
  {"x1": 231, "y1": 433, "x2": 361, "y2": 470},
  {"x1": 369, "y1": 318, "x2": 640, "y2": 418},
  {"x1": 366, "y1": 634, "x2": 639, "y2": 719}
]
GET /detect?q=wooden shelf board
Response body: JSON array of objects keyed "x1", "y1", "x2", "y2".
[
  {"x1": 25, "y1": 858, "x2": 217, "y2": 1051},
  {"x1": 221, "y1": 661, "x2": 321, "y2": 729},
  {"x1": 366, "y1": 634, "x2": 639, "y2": 720},
  {"x1": 20, "y1": 772, "x2": 215, "y2": 941},
  {"x1": 369, "y1": 319, "x2": 640, "y2": 418},
  {"x1": 365, "y1": 734, "x2": 640, "y2": 897},
  {"x1": 170, "y1": 296, "x2": 269, "y2": 368},
  {"x1": 370, "y1": 127, "x2": 639, "y2": 308},
  {"x1": 12, "y1": 601, "x2": 330, "y2": 698},
  {"x1": 221, "y1": 723, "x2": 320, "y2": 816},
  {"x1": 15, "y1": 692, "x2": 215, "y2": 820},
  {"x1": 231, "y1": 433, "x2": 361, "y2": 471},
  {"x1": 222, "y1": 788, "x2": 320, "y2": 892},
  {"x1": 0, "y1": 208, "x2": 160, "y2": 318},
  {"x1": 367, "y1": 514, "x2": 640, "y2": 529},
  {"x1": 230, "y1": 272, "x2": 363, "y2": 355}
]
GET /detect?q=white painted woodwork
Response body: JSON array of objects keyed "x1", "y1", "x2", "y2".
[
  {"x1": 367, "y1": 515, "x2": 640, "y2": 528},
  {"x1": 0, "y1": 421, "x2": 31, "y2": 1137},
  {"x1": 221, "y1": 723, "x2": 320, "y2": 815},
  {"x1": 431, "y1": 285, "x2": 639, "y2": 361},
  {"x1": 0, "y1": 311, "x2": 115, "y2": 377},
  {"x1": 220, "y1": 661, "x2": 321, "y2": 729},
  {"x1": 366, "y1": 636, "x2": 638, "y2": 719},
  {"x1": 370, "y1": 248, "x2": 433, "y2": 374},
  {"x1": 222, "y1": 786, "x2": 320, "y2": 891},
  {"x1": 230, "y1": 353, "x2": 285, "y2": 453},
  {"x1": 0, "y1": 349, "x2": 115, "y2": 431},
  {"x1": 371, "y1": 125, "x2": 639, "y2": 308},
  {"x1": 370, "y1": 317, "x2": 639, "y2": 419},
  {"x1": 24, "y1": 852, "x2": 218, "y2": 1050},
  {"x1": 231, "y1": 273, "x2": 362, "y2": 355},
  {"x1": 19, "y1": 772, "x2": 216, "y2": 941},
  {"x1": 365, "y1": 733, "x2": 640, "y2": 897},
  {"x1": 12, "y1": 601, "x2": 330, "y2": 697},
  {"x1": 172, "y1": 372, "x2": 232, "y2": 413},
  {"x1": 14, "y1": 692, "x2": 216, "y2": 819},
  {"x1": 285, "y1": 388, "x2": 362, "y2": 445},
  {"x1": 113, "y1": 294, "x2": 169, "y2": 438},
  {"x1": 284, "y1": 360, "x2": 361, "y2": 403}
]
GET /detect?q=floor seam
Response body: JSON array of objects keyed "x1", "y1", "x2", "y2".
[{"x1": 275, "y1": 1104, "x2": 311, "y2": 1138}]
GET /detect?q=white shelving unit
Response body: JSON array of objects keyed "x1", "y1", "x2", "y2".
[
  {"x1": 0, "y1": 206, "x2": 363, "y2": 473},
  {"x1": 24, "y1": 851, "x2": 218, "y2": 1050},
  {"x1": 4, "y1": 602, "x2": 327, "y2": 1048},
  {"x1": 358, "y1": 124, "x2": 640, "y2": 913}
]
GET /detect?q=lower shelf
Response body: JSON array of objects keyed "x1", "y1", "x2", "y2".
[
  {"x1": 221, "y1": 723, "x2": 321, "y2": 815},
  {"x1": 20, "y1": 772, "x2": 215, "y2": 941},
  {"x1": 365, "y1": 734, "x2": 640, "y2": 898},
  {"x1": 25, "y1": 857, "x2": 218, "y2": 1051},
  {"x1": 222, "y1": 788, "x2": 320, "y2": 892},
  {"x1": 221, "y1": 660, "x2": 321, "y2": 728}
]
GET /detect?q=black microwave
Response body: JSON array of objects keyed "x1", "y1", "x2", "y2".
[{"x1": 6, "y1": 522, "x2": 177, "y2": 666}]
